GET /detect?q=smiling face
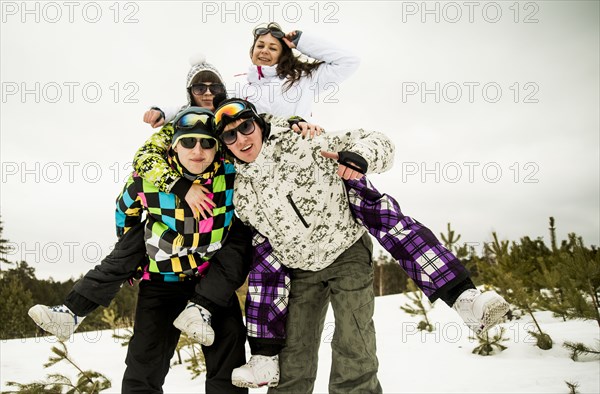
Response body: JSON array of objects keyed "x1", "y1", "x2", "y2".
[
  {"x1": 251, "y1": 33, "x2": 283, "y2": 66},
  {"x1": 223, "y1": 118, "x2": 263, "y2": 163},
  {"x1": 173, "y1": 138, "x2": 217, "y2": 174}
]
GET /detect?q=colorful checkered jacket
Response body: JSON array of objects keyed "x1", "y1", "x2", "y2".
[{"x1": 115, "y1": 152, "x2": 236, "y2": 279}]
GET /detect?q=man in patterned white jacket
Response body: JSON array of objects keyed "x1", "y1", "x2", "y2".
[{"x1": 213, "y1": 98, "x2": 394, "y2": 393}]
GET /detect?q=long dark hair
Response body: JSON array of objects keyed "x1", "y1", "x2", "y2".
[{"x1": 250, "y1": 22, "x2": 324, "y2": 92}]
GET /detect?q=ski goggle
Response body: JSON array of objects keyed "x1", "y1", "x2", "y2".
[
  {"x1": 178, "y1": 137, "x2": 217, "y2": 150},
  {"x1": 175, "y1": 112, "x2": 213, "y2": 132},
  {"x1": 254, "y1": 27, "x2": 285, "y2": 39},
  {"x1": 189, "y1": 83, "x2": 226, "y2": 96},
  {"x1": 219, "y1": 119, "x2": 256, "y2": 146},
  {"x1": 214, "y1": 101, "x2": 254, "y2": 132}
]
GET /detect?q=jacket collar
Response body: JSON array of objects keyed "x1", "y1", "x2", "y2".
[
  {"x1": 168, "y1": 149, "x2": 222, "y2": 183},
  {"x1": 248, "y1": 64, "x2": 280, "y2": 83}
]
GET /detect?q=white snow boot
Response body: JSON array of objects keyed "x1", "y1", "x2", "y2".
[
  {"x1": 28, "y1": 304, "x2": 84, "y2": 341},
  {"x1": 453, "y1": 289, "x2": 510, "y2": 335},
  {"x1": 231, "y1": 354, "x2": 280, "y2": 388},
  {"x1": 173, "y1": 302, "x2": 215, "y2": 346}
]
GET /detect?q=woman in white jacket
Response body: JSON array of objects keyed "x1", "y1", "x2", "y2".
[{"x1": 234, "y1": 22, "x2": 359, "y2": 122}]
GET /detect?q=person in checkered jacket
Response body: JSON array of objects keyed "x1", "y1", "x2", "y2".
[{"x1": 30, "y1": 107, "x2": 252, "y2": 394}]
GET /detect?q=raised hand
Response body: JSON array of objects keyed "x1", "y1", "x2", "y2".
[
  {"x1": 291, "y1": 122, "x2": 322, "y2": 139},
  {"x1": 283, "y1": 30, "x2": 298, "y2": 49},
  {"x1": 143, "y1": 109, "x2": 165, "y2": 128}
]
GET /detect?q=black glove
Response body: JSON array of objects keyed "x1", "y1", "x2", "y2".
[{"x1": 337, "y1": 151, "x2": 368, "y2": 174}]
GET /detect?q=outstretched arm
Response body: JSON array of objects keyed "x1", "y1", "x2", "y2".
[
  {"x1": 142, "y1": 104, "x2": 185, "y2": 128},
  {"x1": 318, "y1": 128, "x2": 396, "y2": 176}
]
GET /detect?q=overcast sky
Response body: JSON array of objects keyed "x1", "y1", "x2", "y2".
[{"x1": 1, "y1": 1, "x2": 598, "y2": 281}]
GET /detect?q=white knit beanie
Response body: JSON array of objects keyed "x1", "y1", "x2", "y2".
[
  {"x1": 185, "y1": 54, "x2": 225, "y2": 107},
  {"x1": 186, "y1": 54, "x2": 225, "y2": 88}
]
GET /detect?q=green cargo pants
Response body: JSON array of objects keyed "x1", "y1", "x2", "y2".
[{"x1": 269, "y1": 232, "x2": 382, "y2": 394}]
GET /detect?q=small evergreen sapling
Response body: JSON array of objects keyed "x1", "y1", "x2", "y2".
[
  {"x1": 440, "y1": 223, "x2": 473, "y2": 270},
  {"x1": 477, "y1": 232, "x2": 554, "y2": 350},
  {"x1": 173, "y1": 333, "x2": 207, "y2": 379},
  {"x1": 400, "y1": 279, "x2": 434, "y2": 332},
  {"x1": 565, "y1": 381, "x2": 580, "y2": 394},
  {"x1": 471, "y1": 327, "x2": 509, "y2": 356},
  {"x1": 102, "y1": 308, "x2": 134, "y2": 346},
  {"x1": 563, "y1": 340, "x2": 600, "y2": 361},
  {"x1": 4, "y1": 342, "x2": 111, "y2": 393}
]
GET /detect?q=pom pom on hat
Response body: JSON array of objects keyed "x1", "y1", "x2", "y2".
[
  {"x1": 185, "y1": 54, "x2": 224, "y2": 88},
  {"x1": 189, "y1": 53, "x2": 207, "y2": 67}
]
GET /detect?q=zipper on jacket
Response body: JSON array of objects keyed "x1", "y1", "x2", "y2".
[{"x1": 286, "y1": 194, "x2": 309, "y2": 228}]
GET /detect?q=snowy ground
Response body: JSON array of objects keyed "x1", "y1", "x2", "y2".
[{"x1": 1, "y1": 293, "x2": 598, "y2": 393}]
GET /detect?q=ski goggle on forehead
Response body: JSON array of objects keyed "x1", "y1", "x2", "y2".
[
  {"x1": 254, "y1": 27, "x2": 285, "y2": 39},
  {"x1": 175, "y1": 112, "x2": 214, "y2": 132},
  {"x1": 213, "y1": 101, "x2": 254, "y2": 131}
]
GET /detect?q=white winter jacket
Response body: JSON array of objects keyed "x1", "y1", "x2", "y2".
[
  {"x1": 233, "y1": 125, "x2": 395, "y2": 271},
  {"x1": 233, "y1": 31, "x2": 360, "y2": 121}
]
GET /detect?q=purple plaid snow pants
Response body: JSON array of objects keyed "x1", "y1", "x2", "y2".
[{"x1": 245, "y1": 177, "x2": 469, "y2": 341}]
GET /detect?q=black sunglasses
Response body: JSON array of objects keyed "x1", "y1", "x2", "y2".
[
  {"x1": 190, "y1": 83, "x2": 225, "y2": 96},
  {"x1": 178, "y1": 137, "x2": 217, "y2": 150},
  {"x1": 254, "y1": 27, "x2": 285, "y2": 39},
  {"x1": 219, "y1": 119, "x2": 256, "y2": 145}
]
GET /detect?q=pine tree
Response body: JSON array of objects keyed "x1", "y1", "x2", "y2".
[
  {"x1": 552, "y1": 238, "x2": 600, "y2": 325},
  {"x1": 0, "y1": 216, "x2": 12, "y2": 264},
  {"x1": 374, "y1": 252, "x2": 387, "y2": 297},
  {"x1": 476, "y1": 232, "x2": 553, "y2": 350},
  {"x1": 549, "y1": 216, "x2": 558, "y2": 252},
  {"x1": 563, "y1": 340, "x2": 600, "y2": 361},
  {"x1": 440, "y1": 223, "x2": 478, "y2": 280},
  {"x1": 4, "y1": 342, "x2": 111, "y2": 393},
  {"x1": 471, "y1": 327, "x2": 509, "y2": 356},
  {"x1": 400, "y1": 279, "x2": 434, "y2": 331},
  {"x1": 103, "y1": 308, "x2": 134, "y2": 347},
  {"x1": 0, "y1": 275, "x2": 35, "y2": 339},
  {"x1": 0, "y1": 221, "x2": 141, "y2": 339},
  {"x1": 441, "y1": 222, "x2": 461, "y2": 251},
  {"x1": 373, "y1": 251, "x2": 408, "y2": 296},
  {"x1": 565, "y1": 381, "x2": 580, "y2": 394},
  {"x1": 173, "y1": 333, "x2": 207, "y2": 379},
  {"x1": 536, "y1": 258, "x2": 568, "y2": 321},
  {"x1": 533, "y1": 220, "x2": 600, "y2": 326}
]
